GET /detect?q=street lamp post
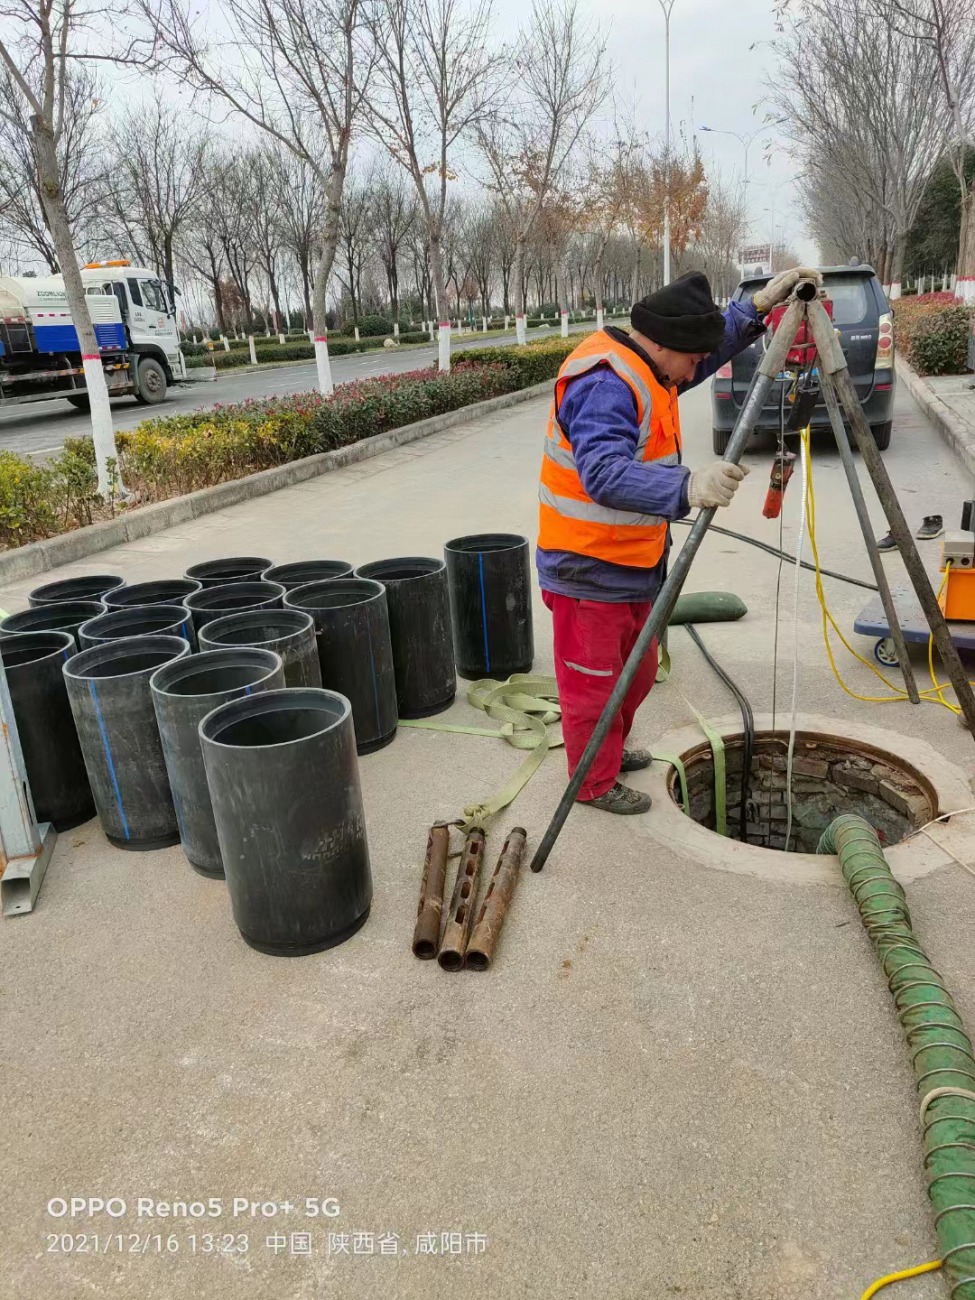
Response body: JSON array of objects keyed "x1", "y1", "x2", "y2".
[
  {"x1": 699, "y1": 124, "x2": 765, "y2": 217},
  {"x1": 658, "y1": 0, "x2": 675, "y2": 286}
]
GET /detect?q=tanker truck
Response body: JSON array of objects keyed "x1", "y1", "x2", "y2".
[{"x1": 0, "y1": 260, "x2": 191, "y2": 411}]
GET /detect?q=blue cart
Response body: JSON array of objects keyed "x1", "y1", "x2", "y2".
[{"x1": 854, "y1": 587, "x2": 975, "y2": 666}]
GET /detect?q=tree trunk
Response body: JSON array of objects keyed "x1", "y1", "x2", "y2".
[
  {"x1": 958, "y1": 187, "x2": 975, "y2": 304},
  {"x1": 428, "y1": 232, "x2": 451, "y2": 372},
  {"x1": 889, "y1": 236, "x2": 905, "y2": 301},
  {"x1": 630, "y1": 243, "x2": 643, "y2": 305},
  {"x1": 594, "y1": 251, "x2": 605, "y2": 330},
  {"x1": 32, "y1": 116, "x2": 122, "y2": 498},
  {"x1": 513, "y1": 238, "x2": 527, "y2": 345},
  {"x1": 556, "y1": 262, "x2": 569, "y2": 337}
]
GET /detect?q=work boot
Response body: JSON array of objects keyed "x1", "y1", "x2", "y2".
[
  {"x1": 580, "y1": 782, "x2": 652, "y2": 815},
  {"x1": 876, "y1": 530, "x2": 896, "y2": 552},
  {"x1": 620, "y1": 747, "x2": 653, "y2": 772}
]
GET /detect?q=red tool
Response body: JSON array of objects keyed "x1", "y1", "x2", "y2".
[{"x1": 763, "y1": 451, "x2": 796, "y2": 519}]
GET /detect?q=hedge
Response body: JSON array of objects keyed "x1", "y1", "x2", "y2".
[
  {"x1": 893, "y1": 293, "x2": 974, "y2": 375},
  {"x1": 0, "y1": 364, "x2": 523, "y2": 548},
  {"x1": 455, "y1": 335, "x2": 581, "y2": 385}
]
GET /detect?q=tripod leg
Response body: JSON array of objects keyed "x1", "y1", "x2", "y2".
[
  {"x1": 816, "y1": 366, "x2": 920, "y2": 702},
  {"x1": 809, "y1": 301, "x2": 975, "y2": 737},
  {"x1": 528, "y1": 300, "x2": 807, "y2": 874}
]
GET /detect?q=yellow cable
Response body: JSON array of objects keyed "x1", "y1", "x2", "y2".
[
  {"x1": 859, "y1": 1259, "x2": 941, "y2": 1299},
  {"x1": 927, "y1": 564, "x2": 955, "y2": 712},
  {"x1": 801, "y1": 428, "x2": 962, "y2": 713}
]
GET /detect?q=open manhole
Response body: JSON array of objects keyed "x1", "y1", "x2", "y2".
[{"x1": 667, "y1": 730, "x2": 936, "y2": 853}]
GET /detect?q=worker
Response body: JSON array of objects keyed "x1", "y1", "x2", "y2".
[{"x1": 537, "y1": 267, "x2": 822, "y2": 814}]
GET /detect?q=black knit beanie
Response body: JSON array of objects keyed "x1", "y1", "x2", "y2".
[{"x1": 631, "y1": 271, "x2": 725, "y2": 353}]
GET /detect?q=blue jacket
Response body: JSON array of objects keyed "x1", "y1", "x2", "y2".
[{"x1": 536, "y1": 301, "x2": 763, "y2": 603}]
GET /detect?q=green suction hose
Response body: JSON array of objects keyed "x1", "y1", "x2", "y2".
[{"x1": 818, "y1": 815, "x2": 975, "y2": 1298}]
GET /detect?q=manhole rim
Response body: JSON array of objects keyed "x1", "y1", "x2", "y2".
[{"x1": 636, "y1": 712, "x2": 974, "y2": 887}]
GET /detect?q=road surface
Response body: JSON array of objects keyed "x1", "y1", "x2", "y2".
[{"x1": 0, "y1": 321, "x2": 610, "y2": 460}]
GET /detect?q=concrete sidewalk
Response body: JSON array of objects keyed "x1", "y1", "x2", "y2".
[{"x1": 2, "y1": 381, "x2": 974, "y2": 1300}]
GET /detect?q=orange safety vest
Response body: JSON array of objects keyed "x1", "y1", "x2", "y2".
[{"x1": 538, "y1": 330, "x2": 683, "y2": 569}]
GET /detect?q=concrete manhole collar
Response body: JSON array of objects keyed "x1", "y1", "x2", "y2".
[{"x1": 638, "y1": 713, "x2": 975, "y2": 886}]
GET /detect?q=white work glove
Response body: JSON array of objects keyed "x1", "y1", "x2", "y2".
[
  {"x1": 752, "y1": 266, "x2": 823, "y2": 314},
  {"x1": 687, "y1": 461, "x2": 750, "y2": 509}
]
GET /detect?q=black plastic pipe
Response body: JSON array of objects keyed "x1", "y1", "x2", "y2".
[
  {"x1": 355, "y1": 557, "x2": 455, "y2": 717},
  {"x1": 198, "y1": 609, "x2": 322, "y2": 688},
  {"x1": 1, "y1": 600, "x2": 106, "y2": 649},
  {"x1": 63, "y1": 634, "x2": 191, "y2": 850},
  {"x1": 103, "y1": 578, "x2": 202, "y2": 609},
  {"x1": 184, "y1": 580, "x2": 285, "y2": 634},
  {"x1": 262, "y1": 559, "x2": 353, "y2": 591},
  {"x1": 0, "y1": 631, "x2": 94, "y2": 831},
  {"x1": 78, "y1": 604, "x2": 197, "y2": 651},
  {"x1": 28, "y1": 574, "x2": 124, "y2": 607},
  {"x1": 200, "y1": 688, "x2": 373, "y2": 955},
  {"x1": 284, "y1": 578, "x2": 398, "y2": 754},
  {"x1": 444, "y1": 533, "x2": 533, "y2": 680},
  {"x1": 151, "y1": 648, "x2": 285, "y2": 876},
  {"x1": 185, "y1": 556, "x2": 272, "y2": 588}
]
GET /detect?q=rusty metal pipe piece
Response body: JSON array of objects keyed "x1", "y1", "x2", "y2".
[
  {"x1": 437, "y1": 827, "x2": 486, "y2": 971},
  {"x1": 465, "y1": 827, "x2": 527, "y2": 971},
  {"x1": 412, "y1": 823, "x2": 450, "y2": 959}
]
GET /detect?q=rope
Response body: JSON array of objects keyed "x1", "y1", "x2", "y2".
[
  {"x1": 400, "y1": 674, "x2": 562, "y2": 833},
  {"x1": 657, "y1": 657, "x2": 727, "y2": 836}
]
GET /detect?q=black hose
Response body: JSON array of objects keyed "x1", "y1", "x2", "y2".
[
  {"x1": 672, "y1": 517, "x2": 878, "y2": 591},
  {"x1": 684, "y1": 623, "x2": 754, "y2": 843}
]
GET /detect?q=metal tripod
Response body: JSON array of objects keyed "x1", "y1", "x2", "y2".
[{"x1": 529, "y1": 281, "x2": 975, "y2": 873}]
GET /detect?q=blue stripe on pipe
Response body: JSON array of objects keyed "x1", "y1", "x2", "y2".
[
  {"x1": 478, "y1": 552, "x2": 490, "y2": 674},
  {"x1": 89, "y1": 681, "x2": 129, "y2": 840}
]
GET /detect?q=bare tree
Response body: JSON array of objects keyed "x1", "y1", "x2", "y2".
[
  {"x1": 869, "y1": 0, "x2": 975, "y2": 299},
  {"x1": 582, "y1": 132, "x2": 636, "y2": 326},
  {"x1": 477, "y1": 0, "x2": 608, "y2": 343},
  {"x1": 366, "y1": 0, "x2": 503, "y2": 369},
  {"x1": 772, "y1": 0, "x2": 945, "y2": 296},
  {"x1": 144, "y1": 0, "x2": 373, "y2": 391},
  {"x1": 463, "y1": 201, "x2": 497, "y2": 317},
  {"x1": 102, "y1": 93, "x2": 209, "y2": 288},
  {"x1": 335, "y1": 175, "x2": 373, "y2": 327},
  {"x1": 693, "y1": 176, "x2": 746, "y2": 300},
  {"x1": 272, "y1": 146, "x2": 325, "y2": 327},
  {"x1": 0, "y1": 0, "x2": 127, "y2": 495},
  {"x1": 0, "y1": 62, "x2": 105, "y2": 270},
  {"x1": 370, "y1": 162, "x2": 417, "y2": 327}
]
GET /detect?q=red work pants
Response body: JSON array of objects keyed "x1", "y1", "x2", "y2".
[{"x1": 543, "y1": 591, "x2": 659, "y2": 801}]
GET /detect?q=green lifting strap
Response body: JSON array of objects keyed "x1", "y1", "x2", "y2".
[
  {"x1": 400, "y1": 674, "x2": 563, "y2": 833},
  {"x1": 657, "y1": 653, "x2": 727, "y2": 836}
]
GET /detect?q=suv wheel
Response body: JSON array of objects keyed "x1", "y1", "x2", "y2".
[
  {"x1": 870, "y1": 420, "x2": 892, "y2": 451},
  {"x1": 712, "y1": 428, "x2": 731, "y2": 455}
]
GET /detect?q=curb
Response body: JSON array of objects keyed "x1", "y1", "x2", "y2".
[
  {"x1": 896, "y1": 354, "x2": 975, "y2": 479},
  {"x1": 0, "y1": 382, "x2": 552, "y2": 586}
]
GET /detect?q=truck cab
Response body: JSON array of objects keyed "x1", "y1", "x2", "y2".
[{"x1": 81, "y1": 262, "x2": 186, "y2": 402}]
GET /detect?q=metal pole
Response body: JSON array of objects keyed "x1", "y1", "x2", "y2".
[
  {"x1": 808, "y1": 301, "x2": 975, "y2": 738},
  {"x1": 815, "y1": 360, "x2": 919, "y2": 702},
  {"x1": 659, "y1": 0, "x2": 674, "y2": 286},
  {"x1": 529, "y1": 298, "x2": 807, "y2": 873}
]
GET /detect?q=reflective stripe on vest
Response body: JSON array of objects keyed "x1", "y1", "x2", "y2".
[{"x1": 537, "y1": 331, "x2": 682, "y2": 569}]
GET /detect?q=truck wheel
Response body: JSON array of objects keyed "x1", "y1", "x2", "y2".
[
  {"x1": 134, "y1": 357, "x2": 167, "y2": 405},
  {"x1": 712, "y1": 428, "x2": 731, "y2": 455},
  {"x1": 66, "y1": 395, "x2": 90, "y2": 411}
]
